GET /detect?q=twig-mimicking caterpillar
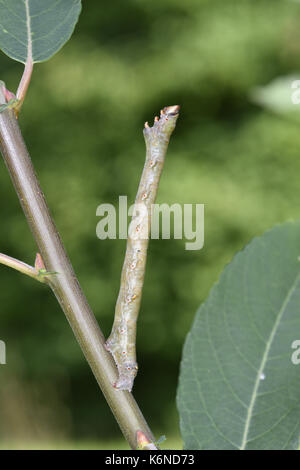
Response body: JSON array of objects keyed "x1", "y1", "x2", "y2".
[{"x1": 105, "y1": 105, "x2": 180, "y2": 392}]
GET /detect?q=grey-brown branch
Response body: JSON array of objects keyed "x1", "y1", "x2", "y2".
[
  {"x1": 105, "y1": 105, "x2": 180, "y2": 392},
  {"x1": 0, "y1": 83, "x2": 159, "y2": 449}
]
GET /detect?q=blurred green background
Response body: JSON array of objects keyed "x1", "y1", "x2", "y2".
[{"x1": 1, "y1": 0, "x2": 300, "y2": 449}]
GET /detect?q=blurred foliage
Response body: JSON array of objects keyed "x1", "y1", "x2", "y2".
[{"x1": 1, "y1": 0, "x2": 300, "y2": 448}]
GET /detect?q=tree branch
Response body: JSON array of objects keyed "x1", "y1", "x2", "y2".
[
  {"x1": 106, "y1": 106, "x2": 180, "y2": 392},
  {"x1": 0, "y1": 252, "x2": 46, "y2": 283},
  {"x1": 0, "y1": 83, "x2": 156, "y2": 450}
]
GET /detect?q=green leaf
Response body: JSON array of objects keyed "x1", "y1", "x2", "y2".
[
  {"x1": 177, "y1": 221, "x2": 300, "y2": 450},
  {"x1": 0, "y1": 97, "x2": 18, "y2": 112},
  {"x1": 250, "y1": 75, "x2": 300, "y2": 116},
  {"x1": 0, "y1": 0, "x2": 82, "y2": 64}
]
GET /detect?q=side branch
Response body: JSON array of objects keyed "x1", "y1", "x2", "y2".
[
  {"x1": 0, "y1": 252, "x2": 46, "y2": 283},
  {"x1": 106, "y1": 105, "x2": 180, "y2": 392}
]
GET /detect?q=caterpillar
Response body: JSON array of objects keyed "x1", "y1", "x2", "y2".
[{"x1": 105, "y1": 105, "x2": 180, "y2": 392}]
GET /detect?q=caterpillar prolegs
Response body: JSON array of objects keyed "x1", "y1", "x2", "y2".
[{"x1": 105, "y1": 105, "x2": 180, "y2": 392}]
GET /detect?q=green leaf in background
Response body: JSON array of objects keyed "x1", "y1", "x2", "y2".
[
  {"x1": 0, "y1": 0, "x2": 82, "y2": 63},
  {"x1": 177, "y1": 221, "x2": 300, "y2": 450},
  {"x1": 250, "y1": 75, "x2": 300, "y2": 116}
]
